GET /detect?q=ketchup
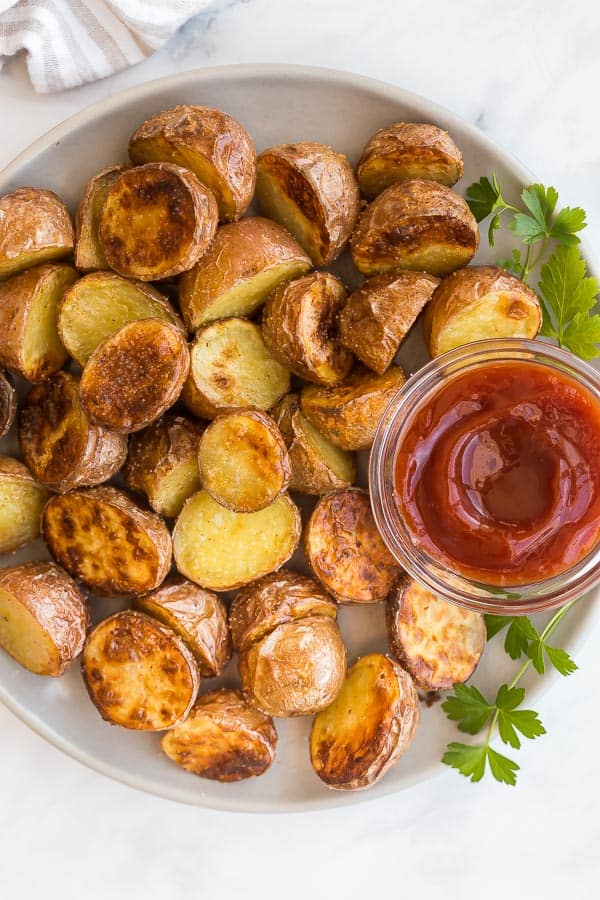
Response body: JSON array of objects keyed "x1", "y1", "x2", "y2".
[{"x1": 394, "y1": 361, "x2": 600, "y2": 585}]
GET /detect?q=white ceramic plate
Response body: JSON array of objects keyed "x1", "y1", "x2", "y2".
[{"x1": 0, "y1": 64, "x2": 597, "y2": 813}]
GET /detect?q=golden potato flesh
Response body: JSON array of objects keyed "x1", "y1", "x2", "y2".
[
  {"x1": 75, "y1": 165, "x2": 129, "y2": 272},
  {"x1": 0, "y1": 369, "x2": 16, "y2": 439},
  {"x1": 0, "y1": 187, "x2": 74, "y2": 280},
  {"x1": 0, "y1": 456, "x2": 50, "y2": 554}
]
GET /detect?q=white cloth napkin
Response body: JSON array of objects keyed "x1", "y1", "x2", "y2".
[{"x1": 0, "y1": 0, "x2": 212, "y2": 93}]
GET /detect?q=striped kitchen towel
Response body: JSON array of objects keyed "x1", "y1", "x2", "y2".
[{"x1": 0, "y1": 0, "x2": 213, "y2": 92}]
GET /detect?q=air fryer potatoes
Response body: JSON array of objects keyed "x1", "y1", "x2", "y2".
[
  {"x1": 74, "y1": 165, "x2": 129, "y2": 272},
  {"x1": 0, "y1": 188, "x2": 74, "y2": 280},
  {"x1": 0, "y1": 456, "x2": 49, "y2": 554}
]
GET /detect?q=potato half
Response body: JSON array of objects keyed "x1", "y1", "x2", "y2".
[
  {"x1": 0, "y1": 187, "x2": 74, "y2": 280},
  {"x1": 161, "y1": 688, "x2": 277, "y2": 781},
  {"x1": 0, "y1": 369, "x2": 16, "y2": 439},
  {"x1": 129, "y1": 105, "x2": 256, "y2": 222},
  {"x1": 75, "y1": 165, "x2": 129, "y2": 272},
  {"x1": 19, "y1": 372, "x2": 127, "y2": 492},
  {"x1": 423, "y1": 265, "x2": 542, "y2": 357},
  {"x1": 256, "y1": 141, "x2": 360, "y2": 265},
  {"x1": 82, "y1": 610, "x2": 200, "y2": 731},
  {"x1": 0, "y1": 562, "x2": 88, "y2": 676},
  {"x1": 351, "y1": 179, "x2": 479, "y2": 277},
  {"x1": 42, "y1": 486, "x2": 172, "y2": 596},
  {"x1": 338, "y1": 271, "x2": 440, "y2": 373},
  {"x1": 262, "y1": 272, "x2": 353, "y2": 385},
  {"x1": 310, "y1": 653, "x2": 419, "y2": 790},
  {"x1": 0, "y1": 456, "x2": 50, "y2": 554},
  {"x1": 173, "y1": 490, "x2": 301, "y2": 592},
  {"x1": 99, "y1": 162, "x2": 218, "y2": 280}
]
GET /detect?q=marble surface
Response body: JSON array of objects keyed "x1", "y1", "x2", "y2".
[{"x1": 1, "y1": 1, "x2": 599, "y2": 897}]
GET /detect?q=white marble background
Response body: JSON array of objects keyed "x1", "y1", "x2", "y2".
[{"x1": 1, "y1": 1, "x2": 600, "y2": 897}]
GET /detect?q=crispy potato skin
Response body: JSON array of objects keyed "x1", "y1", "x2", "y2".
[
  {"x1": 300, "y1": 364, "x2": 405, "y2": 451},
  {"x1": 0, "y1": 562, "x2": 88, "y2": 676},
  {"x1": 0, "y1": 369, "x2": 16, "y2": 438},
  {"x1": 357, "y1": 123, "x2": 464, "y2": 197},
  {"x1": 82, "y1": 610, "x2": 200, "y2": 731},
  {"x1": 161, "y1": 688, "x2": 277, "y2": 781},
  {"x1": 19, "y1": 372, "x2": 127, "y2": 492},
  {"x1": 256, "y1": 142, "x2": 360, "y2": 265},
  {"x1": 0, "y1": 187, "x2": 74, "y2": 280},
  {"x1": 129, "y1": 105, "x2": 256, "y2": 222},
  {"x1": 75, "y1": 165, "x2": 129, "y2": 272},
  {"x1": 424, "y1": 265, "x2": 542, "y2": 357},
  {"x1": 339, "y1": 271, "x2": 440, "y2": 373},
  {"x1": 351, "y1": 179, "x2": 479, "y2": 277},
  {"x1": 0, "y1": 455, "x2": 50, "y2": 553},
  {"x1": 305, "y1": 488, "x2": 401, "y2": 604},
  {"x1": 42, "y1": 485, "x2": 172, "y2": 596},
  {"x1": 99, "y1": 162, "x2": 218, "y2": 280}
]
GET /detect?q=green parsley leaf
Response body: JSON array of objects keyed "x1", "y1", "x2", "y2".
[
  {"x1": 538, "y1": 245, "x2": 599, "y2": 358},
  {"x1": 504, "y1": 617, "x2": 538, "y2": 660},
  {"x1": 497, "y1": 248, "x2": 525, "y2": 278},
  {"x1": 484, "y1": 614, "x2": 514, "y2": 640},
  {"x1": 545, "y1": 644, "x2": 578, "y2": 676},
  {"x1": 441, "y1": 684, "x2": 493, "y2": 734},
  {"x1": 551, "y1": 205, "x2": 586, "y2": 245},
  {"x1": 442, "y1": 742, "x2": 488, "y2": 782},
  {"x1": 465, "y1": 175, "x2": 501, "y2": 222},
  {"x1": 562, "y1": 311, "x2": 600, "y2": 361},
  {"x1": 486, "y1": 748, "x2": 519, "y2": 785},
  {"x1": 495, "y1": 685, "x2": 545, "y2": 748}
]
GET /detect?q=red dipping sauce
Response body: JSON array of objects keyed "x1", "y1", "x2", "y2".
[{"x1": 394, "y1": 361, "x2": 600, "y2": 585}]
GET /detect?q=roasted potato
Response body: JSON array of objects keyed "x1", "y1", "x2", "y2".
[
  {"x1": 0, "y1": 263, "x2": 78, "y2": 382},
  {"x1": 161, "y1": 688, "x2": 277, "y2": 781},
  {"x1": 0, "y1": 369, "x2": 16, "y2": 439},
  {"x1": 178, "y1": 217, "x2": 312, "y2": 329},
  {"x1": 99, "y1": 162, "x2": 218, "y2": 280},
  {"x1": 300, "y1": 364, "x2": 405, "y2": 451},
  {"x1": 272, "y1": 393, "x2": 356, "y2": 494},
  {"x1": 0, "y1": 562, "x2": 88, "y2": 676},
  {"x1": 338, "y1": 271, "x2": 440, "y2": 373},
  {"x1": 74, "y1": 165, "x2": 129, "y2": 272},
  {"x1": 386, "y1": 576, "x2": 486, "y2": 692},
  {"x1": 357, "y1": 123, "x2": 464, "y2": 198},
  {"x1": 129, "y1": 105, "x2": 256, "y2": 222},
  {"x1": 124, "y1": 415, "x2": 203, "y2": 518},
  {"x1": 182, "y1": 317, "x2": 290, "y2": 419},
  {"x1": 135, "y1": 576, "x2": 231, "y2": 677},
  {"x1": 351, "y1": 179, "x2": 479, "y2": 277},
  {"x1": 42, "y1": 486, "x2": 172, "y2": 596},
  {"x1": 310, "y1": 653, "x2": 419, "y2": 790},
  {"x1": 423, "y1": 265, "x2": 542, "y2": 357},
  {"x1": 0, "y1": 187, "x2": 74, "y2": 280},
  {"x1": 59, "y1": 270, "x2": 184, "y2": 366},
  {"x1": 19, "y1": 372, "x2": 127, "y2": 492},
  {"x1": 305, "y1": 488, "x2": 401, "y2": 604},
  {"x1": 80, "y1": 319, "x2": 190, "y2": 434},
  {"x1": 172, "y1": 490, "x2": 300, "y2": 592},
  {"x1": 262, "y1": 272, "x2": 353, "y2": 385},
  {"x1": 198, "y1": 408, "x2": 290, "y2": 513},
  {"x1": 82, "y1": 610, "x2": 200, "y2": 731},
  {"x1": 256, "y1": 142, "x2": 360, "y2": 265},
  {"x1": 0, "y1": 456, "x2": 50, "y2": 554}
]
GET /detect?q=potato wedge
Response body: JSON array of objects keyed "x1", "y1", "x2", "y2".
[
  {"x1": 310, "y1": 653, "x2": 419, "y2": 790},
  {"x1": 256, "y1": 141, "x2": 360, "y2": 265},
  {"x1": 386, "y1": 576, "x2": 486, "y2": 691},
  {"x1": 0, "y1": 562, "x2": 88, "y2": 676},
  {"x1": 0, "y1": 263, "x2": 78, "y2": 382},
  {"x1": 338, "y1": 271, "x2": 440, "y2": 373},
  {"x1": 182, "y1": 317, "x2": 290, "y2": 419},
  {"x1": 99, "y1": 162, "x2": 218, "y2": 280},
  {"x1": 129, "y1": 105, "x2": 256, "y2": 222},
  {"x1": 82, "y1": 610, "x2": 200, "y2": 731},
  {"x1": 42, "y1": 486, "x2": 172, "y2": 596},
  {"x1": 272, "y1": 393, "x2": 356, "y2": 494},
  {"x1": 357, "y1": 123, "x2": 464, "y2": 198},
  {"x1": 423, "y1": 265, "x2": 542, "y2": 357},
  {"x1": 161, "y1": 688, "x2": 277, "y2": 781},
  {"x1": 0, "y1": 187, "x2": 74, "y2": 280},
  {"x1": 300, "y1": 364, "x2": 405, "y2": 451},
  {"x1": 305, "y1": 488, "x2": 401, "y2": 604},
  {"x1": 19, "y1": 372, "x2": 127, "y2": 492},
  {"x1": 80, "y1": 319, "x2": 190, "y2": 434},
  {"x1": 198, "y1": 408, "x2": 290, "y2": 512},
  {"x1": 351, "y1": 179, "x2": 479, "y2": 277},
  {"x1": 75, "y1": 165, "x2": 129, "y2": 272},
  {"x1": 0, "y1": 456, "x2": 50, "y2": 554},
  {"x1": 173, "y1": 490, "x2": 300, "y2": 591},
  {"x1": 59, "y1": 270, "x2": 184, "y2": 366},
  {"x1": 262, "y1": 272, "x2": 353, "y2": 385},
  {"x1": 135, "y1": 577, "x2": 231, "y2": 677},
  {"x1": 0, "y1": 369, "x2": 16, "y2": 439},
  {"x1": 178, "y1": 217, "x2": 312, "y2": 329}
]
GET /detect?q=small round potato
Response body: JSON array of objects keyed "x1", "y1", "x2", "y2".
[
  {"x1": 0, "y1": 187, "x2": 74, "y2": 280},
  {"x1": 161, "y1": 688, "x2": 277, "y2": 781},
  {"x1": 0, "y1": 456, "x2": 50, "y2": 554},
  {"x1": 351, "y1": 179, "x2": 479, "y2": 277},
  {"x1": 75, "y1": 165, "x2": 129, "y2": 272},
  {"x1": 82, "y1": 610, "x2": 200, "y2": 731},
  {"x1": 262, "y1": 272, "x2": 353, "y2": 385},
  {"x1": 0, "y1": 369, "x2": 16, "y2": 439},
  {"x1": 80, "y1": 319, "x2": 190, "y2": 434},
  {"x1": 99, "y1": 162, "x2": 218, "y2": 280}
]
